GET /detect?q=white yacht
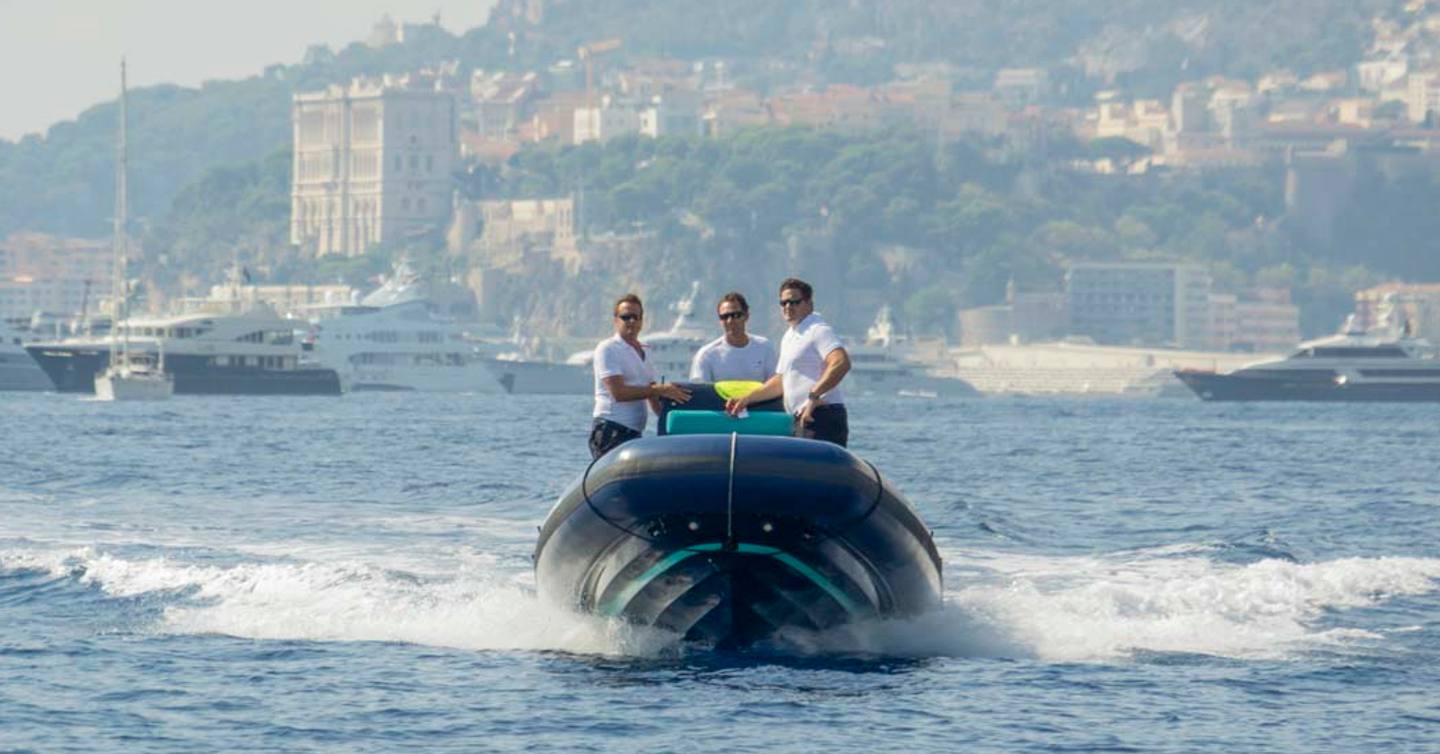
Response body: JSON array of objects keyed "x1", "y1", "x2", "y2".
[
  {"x1": 94, "y1": 345, "x2": 174, "y2": 401},
  {"x1": 91, "y1": 60, "x2": 173, "y2": 402},
  {"x1": 484, "y1": 350, "x2": 593, "y2": 394},
  {"x1": 302, "y1": 261, "x2": 503, "y2": 393},
  {"x1": 1176, "y1": 305, "x2": 1440, "y2": 402},
  {"x1": 27, "y1": 274, "x2": 340, "y2": 396},
  {"x1": 951, "y1": 339, "x2": 1260, "y2": 397},
  {"x1": 845, "y1": 307, "x2": 979, "y2": 398},
  {"x1": 644, "y1": 281, "x2": 711, "y2": 383},
  {"x1": 0, "y1": 321, "x2": 51, "y2": 391},
  {"x1": 483, "y1": 284, "x2": 710, "y2": 394}
]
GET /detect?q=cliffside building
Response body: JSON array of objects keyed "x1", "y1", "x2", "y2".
[
  {"x1": 448, "y1": 196, "x2": 579, "y2": 272},
  {"x1": 1066, "y1": 262, "x2": 1213, "y2": 349},
  {"x1": 291, "y1": 75, "x2": 458, "y2": 257}
]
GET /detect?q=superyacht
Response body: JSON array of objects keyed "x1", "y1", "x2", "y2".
[
  {"x1": 301, "y1": 260, "x2": 503, "y2": 393},
  {"x1": 640, "y1": 281, "x2": 710, "y2": 383},
  {"x1": 1176, "y1": 305, "x2": 1440, "y2": 401},
  {"x1": 845, "y1": 307, "x2": 979, "y2": 398},
  {"x1": 27, "y1": 273, "x2": 340, "y2": 396},
  {"x1": 484, "y1": 284, "x2": 710, "y2": 394}
]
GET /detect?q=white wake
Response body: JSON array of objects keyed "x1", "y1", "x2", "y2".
[{"x1": 4, "y1": 544, "x2": 1437, "y2": 662}]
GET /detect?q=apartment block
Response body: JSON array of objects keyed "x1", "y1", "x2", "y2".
[{"x1": 1066, "y1": 262, "x2": 1213, "y2": 348}]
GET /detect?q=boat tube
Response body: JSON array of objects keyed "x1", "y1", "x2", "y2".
[{"x1": 534, "y1": 382, "x2": 943, "y2": 648}]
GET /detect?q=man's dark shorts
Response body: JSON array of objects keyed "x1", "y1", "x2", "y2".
[
  {"x1": 793, "y1": 403, "x2": 848, "y2": 447},
  {"x1": 589, "y1": 418, "x2": 642, "y2": 459}
]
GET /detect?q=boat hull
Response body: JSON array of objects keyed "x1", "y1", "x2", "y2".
[
  {"x1": 26, "y1": 345, "x2": 340, "y2": 396},
  {"x1": 95, "y1": 372, "x2": 174, "y2": 401},
  {"x1": 534, "y1": 435, "x2": 942, "y2": 648},
  {"x1": 0, "y1": 352, "x2": 53, "y2": 391},
  {"x1": 849, "y1": 370, "x2": 980, "y2": 398},
  {"x1": 1176, "y1": 369, "x2": 1440, "y2": 401},
  {"x1": 482, "y1": 357, "x2": 592, "y2": 394}
]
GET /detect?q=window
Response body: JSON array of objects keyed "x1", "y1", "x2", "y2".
[{"x1": 1315, "y1": 346, "x2": 1406, "y2": 358}]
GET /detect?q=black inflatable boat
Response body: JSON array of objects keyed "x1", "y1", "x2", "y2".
[{"x1": 534, "y1": 382, "x2": 943, "y2": 647}]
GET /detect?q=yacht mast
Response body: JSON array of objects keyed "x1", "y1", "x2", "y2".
[{"x1": 111, "y1": 59, "x2": 130, "y2": 368}]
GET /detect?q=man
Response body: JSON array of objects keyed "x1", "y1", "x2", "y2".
[
  {"x1": 591, "y1": 293, "x2": 691, "y2": 459},
  {"x1": 689, "y1": 291, "x2": 778, "y2": 383},
  {"x1": 725, "y1": 278, "x2": 851, "y2": 447}
]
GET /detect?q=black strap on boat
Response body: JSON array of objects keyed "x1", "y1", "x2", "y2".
[
  {"x1": 724, "y1": 431, "x2": 738, "y2": 551},
  {"x1": 579, "y1": 451, "x2": 661, "y2": 544}
]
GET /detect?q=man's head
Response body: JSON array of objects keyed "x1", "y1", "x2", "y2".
[
  {"x1": 778, "y1": 277, "x2": 814, "y2": 325},
  {"x1": 716, "y1": 291, "x2": 750, "y2": 342},
  {"x1": 612, "y1": 293, "x2": 644, "y2": 340}
]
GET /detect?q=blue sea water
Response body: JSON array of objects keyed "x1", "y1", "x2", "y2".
[{"x1": 2, "y1": 391, "x2": 1439, "y2": 753}]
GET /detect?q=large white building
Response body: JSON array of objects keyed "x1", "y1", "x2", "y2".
[
  {"x1": 1066, "y1": 262, "x2": 1213, "y2": 349},
  {"x1": 573, "y1": 93, "x2": 701, "y2": 144},
  {"x1": 291, "y1": 75, "x2": 458, "y2": 257}
]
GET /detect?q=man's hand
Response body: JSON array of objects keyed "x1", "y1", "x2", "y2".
[
  {"x1": 653, "y1": 383, "x2": 692, "y2": 404},
  {"x1": 725, "y1": 393, "x2": 751, "y2": 417},
  {"x1": 796, "y1": 395, "x2": 822, "y2": 427}
]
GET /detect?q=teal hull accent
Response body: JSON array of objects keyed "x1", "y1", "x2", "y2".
[{"x1": 597, "y1": 542, "x2": 865, "y2": 619}]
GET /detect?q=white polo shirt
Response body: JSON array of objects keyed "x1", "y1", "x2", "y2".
[
  {"x1": 777, "y1": 312, "x2": 846, "y2": 414},
  {"x1": 592, "y1": 334, "x2": 655, "y2": 432},
  {"x1": 689, "y1": 335, "x2": 778, "y2": 383}
]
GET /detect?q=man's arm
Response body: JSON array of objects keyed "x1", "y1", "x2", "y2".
[
  {"x1": 808, "y1": 347, "x2": 851, "y2": 398},
  {"x1": 603, "y1": 376, "x2": 690, "y2": 403},
  {"x1": 795, "y1": 347, "x2": 850, "y2": 426},
  {"x1": 725, "y1": 373, "x2": 782, "y2": 416}
]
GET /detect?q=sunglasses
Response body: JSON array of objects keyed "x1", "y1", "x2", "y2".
[
  {"x1": 615, "y1": 313, "x2": 642, "y2": 322},
  {"x1": 779, "y1": 298, "x2": 805, "y2": 307},
  {"x1": 718, "y1": 311, "x2": 746, "y2": 321}
]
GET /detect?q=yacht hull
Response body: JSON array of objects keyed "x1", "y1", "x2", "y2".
[
  {"x1": 1176, "y1": 370, "x2": 1440, "y2": 401},
  {"x1": 27, "y1": 346, "x2": 340, "y2": 396},
  {"x1": 0, "y1": 353, "x2": 53, "y2": 391},
  {"x1": 848, "y1": 371, "x2": 980, "y2": 398},
  {"x1": 535, "y1": 435, "x2": 942, "y2": 648},
  {"x1": 483, "y1": 358, "x2": 592, "y2": 395},
  {"x1": 95, "y1": 372, "x2": 174, "y2": 401}
]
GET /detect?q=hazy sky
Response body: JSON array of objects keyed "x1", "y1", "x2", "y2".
[{"x1": 0, "y1": 0, "x2": 497, "y2": 142}]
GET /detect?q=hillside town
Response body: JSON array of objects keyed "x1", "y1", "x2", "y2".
[{"x1": 7, "y1": 2, "x2": 1440, "y2": 362}]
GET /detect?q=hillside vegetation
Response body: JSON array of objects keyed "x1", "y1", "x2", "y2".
[{"x1": 1, "y1": 0, "x2": 1401, "y2": 239}]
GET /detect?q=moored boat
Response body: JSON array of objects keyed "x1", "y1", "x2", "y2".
[{"x1": 1175, "y1": 305, "x2": 1440, "y2": 402}]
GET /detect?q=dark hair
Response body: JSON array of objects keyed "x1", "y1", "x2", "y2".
[
  {"x1": 613, "y1": 293, "x2": 643, "y2": 315},
  {"x1": 778, "y1": 277, "x2": 813, "y2": 301},
  {"x1": 716, "y1": 291, "x2": 749, "y2": 314}
]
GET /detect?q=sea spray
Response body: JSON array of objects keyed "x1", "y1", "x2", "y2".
[{"x1": 774, "y1": 547, "x2": 1440, "y2": 661}]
